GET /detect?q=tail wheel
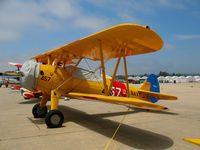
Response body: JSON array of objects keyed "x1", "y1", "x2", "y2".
[
  {"x1": 32, "y1": 103, "x2": 47, "y2": 118},
  {"x1": 45, "y1": 110, "x2": 64, "y2": 128}
]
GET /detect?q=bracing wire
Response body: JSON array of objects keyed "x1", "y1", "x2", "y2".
[{"x1": 84, "y1": 59, "x2": 110, "y2": 90}]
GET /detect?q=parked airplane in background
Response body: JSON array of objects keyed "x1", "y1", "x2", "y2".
[
  {"x1": 0, "y1": 62, "x2": 22, "y2": 87},
  {"x1": 20, "y1": 87, "x2": 43, "y2": 99},
  {"x1": 11, "y1": 85, "x2": 43, "y2": 99},
  {"x1": 4, "y1": 63, "x2": 43, "y2": 99},
  {"x1": 8, "y1": 62, "x2": 22, "y2": 71},
  {"x1": 20, "y1": 24, "x2": 178, "y2": 128},
  {"x1": 4, "y1": 62, "x2": 22, "y2": 76}
]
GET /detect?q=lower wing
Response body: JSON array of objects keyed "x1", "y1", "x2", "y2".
[{"x1": 65, "y1": 92, "x2": 169, "y2": 111}]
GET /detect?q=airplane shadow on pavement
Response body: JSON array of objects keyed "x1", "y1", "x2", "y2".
[
  {"x1": 30, "y1": 105, "x2": 174, "y2": 149},
  {"x1": 19, "y1": 98, "x2": 41, "y2": 104}
]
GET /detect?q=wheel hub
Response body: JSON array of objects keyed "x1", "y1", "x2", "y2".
[
  {"x1": 37, "y1": 108, "x2": 44, "y2": 115},
  {"x1": 50, "y1": 114, "x2": 61, "y2": 125}
]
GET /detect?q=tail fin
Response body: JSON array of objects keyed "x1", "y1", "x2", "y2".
[
  {"x1": 140, "y1": 74, "x2": 160, "y2": 103},
  {"x1": 140, "y1": 80, "x2": 151, "y2": 91}
]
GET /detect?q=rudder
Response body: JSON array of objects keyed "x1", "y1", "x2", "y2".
[{"x1": 147, "y1": 74, "x2": 160, "y2": 103}]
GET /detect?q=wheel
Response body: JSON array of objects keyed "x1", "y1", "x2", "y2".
[
  {"x1": 45, "y1": 110, "x2": 64, "y2": 128},
  {"x1": 24, "y1": 97, "x2": 30, "y2": 100},
  {"x1": 35, "y1": 96, "x2": 40, "y2": 98},
  {"x1": 32, "y1": 103, "x2": 47, "y2": 118},
  {"x1": 20, "y1": 89, "x2": 24, "y2": 96}
]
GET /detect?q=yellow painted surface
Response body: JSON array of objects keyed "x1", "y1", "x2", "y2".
[
  {"x1": 184, "y1": 138, "x2": 200, "y2": 146},
  {"x1": 140, "y1": 80, "x2": 151, "y2": 91},
  {"x1": 51, "y1": 90, "x2": 61, "y2": 110},
  {"x1": 37, "y1": 64, "x2": 55, "y2": 93},
  {"x1": 31, "y1": 24, "x2": 163, "y2": 63},
  {"x1": 66, "y1": 92, "x2": 167, "y2": 111},
  {"x1": 40, "y1": 93, "x2": 49, "y2": 107}
]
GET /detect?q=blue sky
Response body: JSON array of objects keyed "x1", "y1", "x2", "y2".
[{"x1": 0, "y1": 0, "x2": 200, "y2": 75}]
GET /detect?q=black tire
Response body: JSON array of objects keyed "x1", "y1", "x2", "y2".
[
  {"x1": 32, "y1": 103, "x2": 47, "y2": 118},
  {"x1": 45, "y1": 110, "x2": 64, "y2": 128},
  {"x1": 24, "y1": 97, "x2": 30, "y2": 100},
  {"x1": 20, "y1": 89, "x2": 24, "y2": 96}
]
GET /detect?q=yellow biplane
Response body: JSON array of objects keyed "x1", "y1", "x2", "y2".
[{"x1": 20, "y1": 24, "x2": 177, "y2": 128}]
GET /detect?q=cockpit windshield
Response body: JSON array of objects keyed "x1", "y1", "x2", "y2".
[{"x1": 65, "y1": 65, "x2": 102, "y2": 82}]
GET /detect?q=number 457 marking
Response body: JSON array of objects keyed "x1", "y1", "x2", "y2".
[{"x1": 41, "y1": 76, "x2": 51, "y2": 82}]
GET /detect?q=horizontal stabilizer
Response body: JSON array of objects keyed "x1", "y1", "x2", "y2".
[
  {"x1": 139, "y1": 90, "x2": 178, "y2": 100},
  {"x1": 66, "y1": 92, "x2": 169, "y2": 111}
]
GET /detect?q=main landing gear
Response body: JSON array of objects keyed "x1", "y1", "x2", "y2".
[{"x1": 32, "y1": 91, "x2": 64, "y2": 128}]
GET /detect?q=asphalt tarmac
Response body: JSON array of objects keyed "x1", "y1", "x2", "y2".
[{"x1": 0, "y1": 83, "x2": 199, "y2": 150}]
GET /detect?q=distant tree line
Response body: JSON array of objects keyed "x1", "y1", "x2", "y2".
[
  {"x1": 158, "y1": 71, "x2": 182, "y2": 77},
  {"x1": 115, "y1": 71, "x2": 184, "y2": 79},
  {"x1": 115, "y1": 75, "x2": 126, "y2": 80}
]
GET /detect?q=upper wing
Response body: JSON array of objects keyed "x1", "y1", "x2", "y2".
[
  {"x1": 4, "y1": 71, "x2": 20, "y2": 76},
  {"x1": 31, "y1": 24, "x2": 163, "y2": 63},
  {"x1": 8, "y1": 62, "x2": 22, "y2": 68},
  {"x1": 65, "y1": 92, "x2": 168, "y2": 111},
  {"x1": 138, "y1": 90, "x2": 178, "y2": 100}
]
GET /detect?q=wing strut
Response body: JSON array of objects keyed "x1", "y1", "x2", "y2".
[
  {"x1": 47, "y1": 55, "x2": 52, "y2": 65},
  {"x1": 70, "y1": 58, "x2": 82, "y2": 74},
  {"x1": 99, "y1": 40, "x2": 108, "y2": 95},
  {"x1": 54, "y1": 58, "x2": 82, "y2": 92},
  {"x1": 108, "y1": 57, "x2": 121, "y2": 95},
  {"x1": 123, "y1": 52, "x2": 130, "y2": 97}
]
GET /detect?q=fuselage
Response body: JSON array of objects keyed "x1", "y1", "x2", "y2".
[
  {"x1": 36, "y1": 64, "x2": 149, "y2": 101},
  {"x1": 20, "y1": 61, "x2": 150, "y2": 101}
]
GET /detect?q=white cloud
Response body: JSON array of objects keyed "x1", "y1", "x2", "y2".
[
  {"x1": 118, "y1": 14, "x2": 140, "y2": 24},
  {"x1": 0, "y1": 30, "x2": 22, "y2": 41},
  {"x1": 0, "y1": 0, "x2": 56, "y2": 41},
  {"x1": 86, "y1": 0, "x2": 154, "y2": 16},
  {"x1": 41, "y1": 0, "x2": 79, "y2": 19},
  {"x1": 74, "y1": 16, "x2": 110, "y2": 31},
  {"x1": 84, "y1": 0, "x2": 186, "y2": 26},
  {"x1": 0, "y1": 0, "x2": 110, "y2": 42},
  {"x1": 175, "y1": 35, "x2": 200, "y2": 40},
  {"x1": 0, "y1": 0, "x2": 188, "y2": 42},
  {"x1": 164, "y1": 43, "x2": 176, "y2": 50},
  {"x1": 156, "y1": 0, "x2": 185, "y2": 9}
]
